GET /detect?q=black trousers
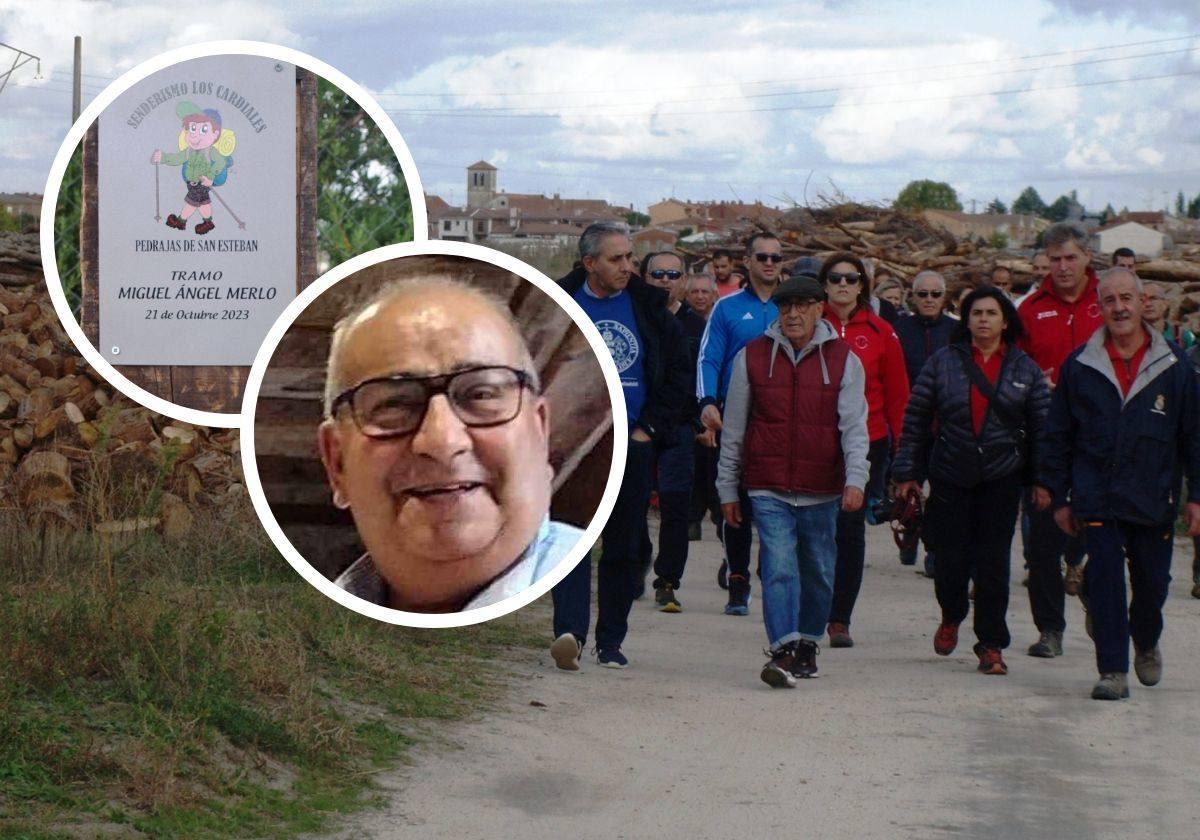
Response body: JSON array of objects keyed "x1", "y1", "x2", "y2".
[
  {"x1": 1026, "y1": 500, "x2": 1069, "y2": 633},
  {"x1": 929, "y1": 473, "x2": 1022, "y2": 649},
  {"x1": 829, "y1": 437, "x2": 890, "y2": 627}
]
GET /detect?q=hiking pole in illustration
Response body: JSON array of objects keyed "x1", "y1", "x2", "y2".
[
  {"x1": 209, "y1": 186, "x2": 247, "y2": 230},
  {"x1": 153, "y1": 161, "x2": 161, "y2": 222}
]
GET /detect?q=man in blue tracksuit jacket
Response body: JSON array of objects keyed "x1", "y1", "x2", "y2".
[
  {"x1": 1035, "y1": 267, "x2": 1200, "y2": 701},
  {"x1": 695, "y1": 234, "x2": 798, "y2": 614}
]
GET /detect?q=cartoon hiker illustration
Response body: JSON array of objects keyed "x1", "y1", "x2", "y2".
[{"x1": 150, "y1": 100, "x2": 237, "y2": 235}]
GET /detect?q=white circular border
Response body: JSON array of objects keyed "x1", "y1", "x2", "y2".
[
  {"x1": 38, "y1": 40, "x2": 429, "y2": 429},
  {"x1": 239, "y1": 240, "x2": 629, "y2": 628}
]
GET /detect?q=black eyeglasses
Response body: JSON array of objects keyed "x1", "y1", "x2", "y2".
[
  {"x1": 826, "y1": 272, "x2": 862, "y2": 286},
  {"x1": 648, "y1": 269, "x2": 683, "y2": 280},
  {"x1": 914, "y1": 290, "x2": 944, "y2": 299},
  {"x1": 753, "y1": 253, "x2": 784, "y2": 264},
  {"x1": 331, "y1": 365, "x2": 537, "y2": 439}
]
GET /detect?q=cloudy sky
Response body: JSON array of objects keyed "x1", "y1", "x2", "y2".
[{"x1": 2, "y1": 0, "x2": 1198, "y2": 215}]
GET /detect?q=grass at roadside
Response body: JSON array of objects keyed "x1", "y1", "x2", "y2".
[{"x1": 0, "y1": 497, "x2": 547, "y2": 838}]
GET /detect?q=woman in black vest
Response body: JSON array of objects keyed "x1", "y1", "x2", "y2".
[{"x1": 893, "y1": 286, "x2": 1051, "y2": 675}]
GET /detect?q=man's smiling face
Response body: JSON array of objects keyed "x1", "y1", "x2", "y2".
[{"x1": 319, "y1": 285, "x2": 552, "y2": 607}]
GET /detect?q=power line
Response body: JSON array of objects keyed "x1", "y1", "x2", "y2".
[
  {"x1": 388, "y1": 67, "x2": 1200, "y2": 120},
  {"x1": 383, "y1": 45, "x2": 1197, "y2": 115},
  {"x1": 371, "y1": 33, "x2": 1200, "y2": 99}
]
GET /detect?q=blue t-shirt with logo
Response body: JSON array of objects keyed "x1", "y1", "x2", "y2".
[{"x1": 573, "y1": 284, "x2": 646, "y2": 428}]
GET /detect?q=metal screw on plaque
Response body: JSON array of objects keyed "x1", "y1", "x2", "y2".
[
  {"x1": 111, "y1": 346, "x2": 120, "y2": 355},
  {"x1": 275, "y1": 63, "x2": 283, "y2": 72}
]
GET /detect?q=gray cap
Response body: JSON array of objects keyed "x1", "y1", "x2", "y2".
[
  {"x1": 772, "y1": 275, "x2": 826, "y2": 304},
  {"x1": 789, "y1": 256, "x2": 823, "y2": 279}
]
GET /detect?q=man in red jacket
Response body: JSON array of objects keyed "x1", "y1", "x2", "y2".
[{"x1": 1017, "y1": 222, "x2": 1103, "y2": 658}]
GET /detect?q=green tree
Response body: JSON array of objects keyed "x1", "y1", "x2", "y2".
[
  {"x1": 1176, "y1": 191, "x2": 1186, "y2": 216},
  {"x1": 317, "y1": 78, "x2": 414, "y2": 267},
  {"x1": 625, "y1": 210, "x2": 651, "y2": 228},
  {"x1": 987, "y1": 230, "x2": 1009, "y2": 249},
  {"x1": 1188, "y1": 195, "x2": 1200, "y2": 220},
  {"x1": 1045, "y1": 195, "x2": 1074, "y2": 222},
  {"x1": 894, "y1": 179, "x2": 962, "y2": 211},
  {"x1": 1011, "y1": 186, "x2": 1047, "y2": 217},
  {"x1": 1100, "y1": 203, "x2": 1117, "y2": 225},
  {"x1": 985, "y1": 197, "x2": 1008, "y2": 215}
]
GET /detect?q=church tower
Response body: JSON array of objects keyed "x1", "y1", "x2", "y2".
[{"x1": 466, "y1": 160, "x2": 497, "y2": 208}]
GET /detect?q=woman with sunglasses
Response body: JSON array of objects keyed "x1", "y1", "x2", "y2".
[
  {"x1": 892, "y1": 286, "x2": 1050, "y2": 675},
  {"x1": 819, "y1": 253, "x2": 911, "y2": 648}
]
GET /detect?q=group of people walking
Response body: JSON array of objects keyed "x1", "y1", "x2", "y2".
[{"x1": 549, "y1": 220, "x2": 1200, "y2": 702}]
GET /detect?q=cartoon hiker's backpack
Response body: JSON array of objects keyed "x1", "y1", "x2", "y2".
[{"x1": 177, "y1": 128, "x2": 236, "y2": 186}]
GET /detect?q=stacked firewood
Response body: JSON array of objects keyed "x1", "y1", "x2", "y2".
[
  {"x1": 1, "y1": 235, "x2": 245, "y2": 536},
  {"x1": 679, "y1": 205, "x2": 1200, "y2": 329},
  {"x1": 0, "y1": 232, "x2": 43, "y2": 288}
]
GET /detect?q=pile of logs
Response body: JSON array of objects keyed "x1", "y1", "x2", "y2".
[
  {"x1": 680, "y1": 204, "x2": 1200, "y2": 294},
  {"x1": 0, "y1": 232, "x2": 43, "y2": 288},
  {"x1": 1, "y1": 234, "x2": 245, "y2": 537}
]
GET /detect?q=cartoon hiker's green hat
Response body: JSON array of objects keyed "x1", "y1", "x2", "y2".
[{"x1": 176, "y1": 100, "x2": 222, "y2": 133}]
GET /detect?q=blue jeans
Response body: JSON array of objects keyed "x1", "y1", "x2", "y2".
[{"x1": 750, "y1": 496, "x2": 839, "y2": 649}]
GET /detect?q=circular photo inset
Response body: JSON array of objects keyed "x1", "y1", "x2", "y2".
[
  {"x1": 40, "y1": 42, "x2": 424, "y2": 425},
  {"x1": 241, "y1": 241, "x2": 625, "y2": 627}
]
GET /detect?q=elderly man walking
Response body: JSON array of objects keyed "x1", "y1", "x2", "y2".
[
  {"x1": 716, "y1": 275, "x2": 869, "y2": 688},
  {"x1": 1036, "y1": 267, "x2": 1200, "y2": 700}
]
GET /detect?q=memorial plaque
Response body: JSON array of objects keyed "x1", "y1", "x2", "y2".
[{"x1": 97, "y1": 55, "x2": 298, "y2": 366}]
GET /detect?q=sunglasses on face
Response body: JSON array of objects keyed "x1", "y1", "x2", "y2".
[
  {"x1": 826, "y1": 272, "x2": 861, "y2": 286},
  {"x1": 648, "y1": 269, "x2": 683, "y2": 280},
  {"x1": 752, "y1": 253, "x2": 784, "y2": 264},
  {"x1": 914, "y1": 290, "x2": 944, "y2": 299}
]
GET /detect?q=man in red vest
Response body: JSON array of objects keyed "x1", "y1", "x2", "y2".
[
  {"x1": 1017, "y1": 222, "x2": 1104, "y2": 658},
  {"x1": 716, "y1": 275, "x2": 870, "y2": 688}
]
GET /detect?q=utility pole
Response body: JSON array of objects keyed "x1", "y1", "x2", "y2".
[{"x1": 72, "y1": 36, "x2": 81, "y2": 123}]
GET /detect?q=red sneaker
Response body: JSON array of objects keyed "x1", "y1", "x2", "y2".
[
  {"x1": 976, "y1": 646, "x2": 1008, "y2": 675},
  {"x1": 934, "y1": 622, "x2": 959, "y2": 656}
]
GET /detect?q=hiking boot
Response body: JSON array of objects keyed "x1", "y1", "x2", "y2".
[
  {"x1": 827, "y1": 622, "x2": 854, "y2": 648},
  {"x1": 1064, "y1": 562, "x2": 1085, "y2": 597},
  {"x1": 1091, "y1": 672, "x2": 1129, "y2": 700},
  {"x1": 790, "y1": 639, "x2": 820, "y2": 679},
  {"x1": 725, "y1": 574, "x2": 750, "y2": 616},
  {"x1": 1027, "y1": 630, "x2": 1062, "y2": 658},
  {"x1": 899, "y1": 546, "x2": 917, "y2": 566},
  {"x1": 934, "y1": 622, "x2": 959, "y2": 656},
  {"x1": 976, "y1": 645, "x2": 1008, "y2": 675},
  {"x1": 760, "y1": 644, "x2": 798, "y2": 689},
  {"x1": 717, "y1": 559, "x2": 729, "y2": 590},
  {"x1": 688, "y1": 521, "x2": 702, "y2": 541},
  {"x1": 596, "y1": 647, "x2": 628, "y2": 669},
  {"x1": 165, "y1": 213, "x2": 186, "y2": 230},
  {"x1": 654, "y1": 582, "x2": 682, "y2": 613},
  {"x1": 194, "y1": 218, "x2": 215, "y2": 235},
  {"x1": 1133, "y1": 646, "x2": 1162, "y2": 687},
  {"x1": 550, "y1": 633, "x2": 582, "y2": 672}
]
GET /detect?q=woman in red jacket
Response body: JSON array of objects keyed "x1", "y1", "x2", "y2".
[{"x1": 820, "y1": 253, "x2": 911, "y2": 647}]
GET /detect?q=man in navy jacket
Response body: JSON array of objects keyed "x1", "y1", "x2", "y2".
[{"x1": 1035, "y1": 267, "x2": 1200, "y2": 701}]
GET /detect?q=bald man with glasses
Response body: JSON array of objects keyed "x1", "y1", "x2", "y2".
[{"x1": 318, "y1": 278, "x2": 584, "y2": 614}]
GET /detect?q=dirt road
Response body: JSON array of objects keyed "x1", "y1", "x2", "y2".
[{"x1": 342, "y1": 524, "x2": 1200, "y2": 839}]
